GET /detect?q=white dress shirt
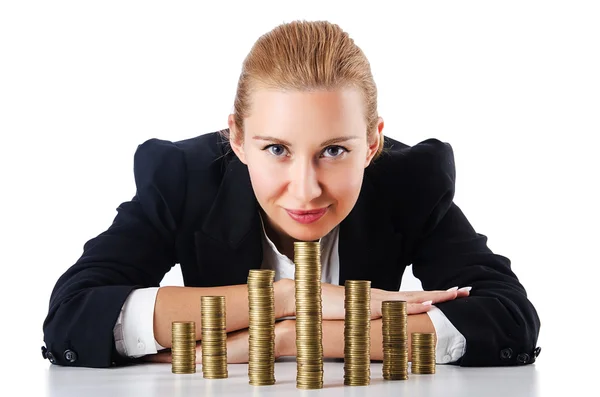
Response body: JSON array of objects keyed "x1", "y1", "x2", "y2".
[{"x1": 113, "y1": 213, "x2": 466, "y2": 363}]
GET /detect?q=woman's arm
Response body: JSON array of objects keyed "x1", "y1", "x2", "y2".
[
  {"x1": 277, "y1": 315, "x2": 435, "y2": 360},
  {"x1": 43, "y1": 139, "x2": 190, "y2": 368},
  {"x1": 388, "y1": 140, "x2": 541, "y2": 366},
  {"x1": 153, "y1": 280, "x2": 294, "y2": 348},
  {"x1": 145, "y1": 315, "x2": 435, "y2": 364},
  {"x1": 411, "y1": 201, "x2": 541, "y2": 366}
]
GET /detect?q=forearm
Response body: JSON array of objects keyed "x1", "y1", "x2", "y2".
[
  {"x1": 279, "y1": 314, "x2": 436, "y2": 360},
  {"x1": 154, "y1": 280, "x2": 292, "y2": 347}
]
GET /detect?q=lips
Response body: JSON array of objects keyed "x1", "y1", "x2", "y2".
[
  {"x1": 286, "y1": 208, "x2": 328, "y2": 215},
  {"x1": 285, "y1": 207, "x2": 328, "y2": 224}
]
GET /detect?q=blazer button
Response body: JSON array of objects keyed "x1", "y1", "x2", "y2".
[
  {"x1": 64, "y1": 349, "x2": 78, "y2": 363},
  {"x1": 517, "y1": 353, "x2": 530, "y2": 364},
  {"x1": 46, "y1": 351, "x2": 57, "y2": 364},
  {"x1": 500, "y1": 348, "x2": 513, "y2": 360}
]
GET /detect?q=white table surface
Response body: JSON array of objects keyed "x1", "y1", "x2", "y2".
[{"x1": 42, "y1": 358, "x2": 545, "y2": 397}]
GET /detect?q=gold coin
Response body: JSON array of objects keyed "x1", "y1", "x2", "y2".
[
  {"x1": 382, "y1": 301, "x2": 408, "y2": 381},
  {"x1": 343, "y1": 280, "x2": 371, "y2": 386},
  {"x1": 410, "y1": 332, "x2": 435, "y2": 374},
  {"x1": 247, "y1": 270, "x2": 276, "y2": 386},
  {"x1": 293, "y1": 242, "x2": 323, "y2": 389},
  {"x1": 171, "y1": 321, "x2": 196, "y2": 374}
]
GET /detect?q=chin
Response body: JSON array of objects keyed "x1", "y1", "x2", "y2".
[{"x1": 286, "y1": 222, "x2": 333, "y2": 242}]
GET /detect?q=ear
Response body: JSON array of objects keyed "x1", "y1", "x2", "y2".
[
  {"x1": 228, "y1": 114, "x2": 247, "y2": 164},
  {"x1": 364, "y1": 117, "x2": 384, "y2": 168}
]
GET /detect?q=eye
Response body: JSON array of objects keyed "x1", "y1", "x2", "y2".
[
  {"x1": 263, "y1": 144, "x2": 289, "y2": 157},
  {"x1": 322, "y1": 145, "x2": 349, "y2": 158}
]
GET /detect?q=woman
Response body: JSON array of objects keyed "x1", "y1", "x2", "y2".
[{"x1": 41, "y1": 20, "x2": 540, "y2": 368}]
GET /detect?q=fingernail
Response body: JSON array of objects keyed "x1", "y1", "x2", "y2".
[
  {"x1": 422, "y1": 300, "x2": 433, "y2": 306},
  {"x1": 446, "y1": 286, "x2": 459, "y2": 291},
  {"x1": 458, "y1": 286, "x2": 472, "y2": 292}
]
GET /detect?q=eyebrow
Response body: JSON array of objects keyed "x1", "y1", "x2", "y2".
[{"x1": 252, "y1": 135, "x2": 360, "y2": 147}]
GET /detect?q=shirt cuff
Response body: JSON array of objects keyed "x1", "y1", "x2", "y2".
[
  {"x1": 426, "y1": 305, "x2": 467, "y2": 364},
  {"x1": 113, "y1": 287, "x2": 165, "y2": 358}
]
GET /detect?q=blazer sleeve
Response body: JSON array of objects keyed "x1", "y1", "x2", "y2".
[
  {"x1": 408, "y1": 142, "x2": 541, "y2": 367},
  {"x1": 42, "y1": 138, "x2": 187, "y2": 368}
]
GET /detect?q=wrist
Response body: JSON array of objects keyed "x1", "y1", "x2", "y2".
[
  {"x1": 274, "y1": 278, "x2": 294, "y2": 318},
  {"x1": 275, "y1": 319, "x2": 296, "y2": 358},
  {"x1": 407, "y1": 313, "x2": 436, "y2": 359}
]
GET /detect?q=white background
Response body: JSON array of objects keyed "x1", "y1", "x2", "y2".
[{"x1": 1, "y1": 0, "x2": 598, "y2": 393}]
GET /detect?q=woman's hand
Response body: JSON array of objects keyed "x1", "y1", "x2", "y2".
[
  {"x1": 368, "y1": 285, "x2": 471, "y2": 318},
  {"x1": 281, "y1": 278, "x2": 471, "y2": 320}
]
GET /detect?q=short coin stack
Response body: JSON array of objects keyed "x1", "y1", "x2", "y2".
[
  {"x1": 411, "y1": 332, "x2": 436, "y2": 374},
  {"x1": 343, "y1": 280, "x2": 371, "y2": 386},
  {"x1": 171, "y1": 321, "x2": 196, "y2": 374},
  {"x1": 200, "y1": 296, "x2": 228, "y2": 379},
  {"x1": 294, "y1": 241, "x2": 323, "y2": 389},
  {"x1": 247, "y1": 269, "x2": 276, "y2": 386},
  {"x1": 382, "y1": 300, "x2": 408, "y2": 380}
]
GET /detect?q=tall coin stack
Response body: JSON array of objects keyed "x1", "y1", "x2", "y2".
[
  {"x1": 411, "y1": 332, "x2": 436, "y2": 374},
  {"x1": 247, "y1": 269, "x2": 276, "y2": 386},
  {"x1": 294, "y1": 241, "x2": 323, "y2": 389},
  {"x1": 382, "y1": 300, "x2": 408, "y2": 380},
  {"x1": 343, "y1": 280, "x2": 371, "y2": 386},
  {"x1": 171, "y1": 321, "x2": 196, "y2": 374},
  {"x1": 200, "y1": 296, "x2": 228, "y2": 379}
]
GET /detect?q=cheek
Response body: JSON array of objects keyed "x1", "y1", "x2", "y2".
[
  {"x1": 324, "y1": 166, "x2": 364, "y2": 206},
  {"x1": 247, "y1": 160, "x2": 284, "y2": 202}
]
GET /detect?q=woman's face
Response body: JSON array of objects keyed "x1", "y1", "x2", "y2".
[{"x1": 229, "y1": 88, "x2": 382, "y2": 243}]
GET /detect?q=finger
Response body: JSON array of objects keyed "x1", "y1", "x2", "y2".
[
  {"x1": 416, "y1": 287, "x2": 472, "y2": 303},
  {"x1": 406, "y1": 301, "x2": 433, "y2": 315},
  {"x1": 370, "y1": 310, "x2": 382, "y2": 320},
  {"x1": 370, "y1": 302, "x2": 382, "y2": 319},
  {"x1": 409, "y1": 290, "x2": 459, "y2": 304},
  {"x1": 431, "y1": 290, "x2": 459, "y2": 304},
  {"x1": 456, "y1": 286, "x2": 472, "y2": 298}
]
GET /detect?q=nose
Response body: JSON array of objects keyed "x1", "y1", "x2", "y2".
[{"x1": 288, "y1": 157, "x2": 322, "y2": 203}]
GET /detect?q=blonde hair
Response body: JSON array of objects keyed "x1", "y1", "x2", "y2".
[{"x1": 221, "y1": 20, "x2": 384, "y2": 160}]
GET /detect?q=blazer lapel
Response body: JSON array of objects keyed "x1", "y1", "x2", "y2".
[
  {"x1": 194, "y1": 156, "x2": 263, "y2": 287},
  {"x1": 338, "y1": 172, "x2": 405, "y2": 291}
]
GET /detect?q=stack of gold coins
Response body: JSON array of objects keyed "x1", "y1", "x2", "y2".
[
  {"x1": 382, "y1": 300, "x2": 408, "y2": 380},
  {"x1": 247, "y1": 269, "x2": 276, "y2": 386},
  {"x1": 294, "y1": 241, "x2": 323, "y2": 389},
  {"x1": 411, "y1": 332, "x2": 436, "y2": 374},
  {"x1": 343, "y1": 280, "x2": 371, "y2": 386},
  {"x1": 171, "y1": 321, "x2": 196, "y2": 374},
  {"x1": 200, "y1": 296, "x2": 228, "y2": 379}
]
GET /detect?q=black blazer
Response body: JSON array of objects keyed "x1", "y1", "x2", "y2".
[{"x1": 42, "y1": 131, "x2": 541, "y2": 368}]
